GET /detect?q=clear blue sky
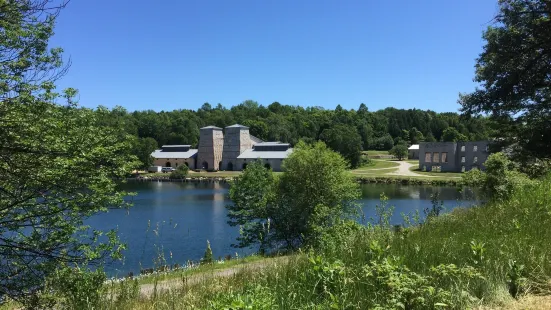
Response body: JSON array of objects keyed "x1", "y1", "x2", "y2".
[{"x1": 50, "y1": 0, "x2": 498, "y2": 112}]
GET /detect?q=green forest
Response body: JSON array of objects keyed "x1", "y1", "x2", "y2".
[
  {"x1": 111, "y1": 102, "x2": 491, "y2": 148},
  {"x1": 105, "y1": 102, "x2": 492, "y2": 168}
]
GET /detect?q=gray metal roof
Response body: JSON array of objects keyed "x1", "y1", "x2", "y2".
[
  {"x1": 151, "y1": 149, "x2": 198, "y2": 159},
  {"x1": 162, "y1": 145, "x2": 191, "y2": 148},
  {"x1": 237, "y1": 148, "x2": 293, "y2": 159},
  {"x1": 250, "y1": 135, "x2": 263, "y2": 144},
  {"x1": 226, "y1": 124, "x2": 249, "y2": 129},
  {"x1": 255, "y1": 142, "x2": 289, "y2": 146},
  {"x1": 200, "y1": 125, "x2": 222, "y2": 130}
]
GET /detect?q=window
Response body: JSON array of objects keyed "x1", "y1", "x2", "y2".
[
  {"x1": 474, "y1": 145, "x2": 478, "y2": 152},
  {"x1": 433, "y1": 152, "x2": 440, "y2": 163},
  {"x1": 425, "y1": 152, "x2": 432, "y2": 163},
  {"x1": 461, "y1": 145, "x2": 465, "y2": 152},
  {"x1": 461, "y1": 166, "x2": 465, "y2": 172},
  {"x1": 461, "y1": 156, "x2": 465, "y2": 163},
  {"x1": 486, "y1": 145, "x2": 489, "y2": 152},
  {"x1": 441, "y1": 152, "x2": 448, "y2": 163},
  {"x1": 474, "y1": 156, "x2": 478, "y2": 163}
]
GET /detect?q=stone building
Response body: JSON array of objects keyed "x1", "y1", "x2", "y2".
[
  {"x1": 408, "y1": 144, "x2": 419, "y2": 159},
  {"x1": 221, "y1": 124, "x2": 253, "y2": 171},
  {"x1": 151, "y1": 124, "x2": 292, "y2": 172},
  {"x1": 197, "y1": 126, "x2": 224, "y2": 170},
  {"x1": 419, "y1": 141, "x2": 490, "y2": 172},
  {"x1": 151, "y1": 145, "x2": 198, "y2": 169}
]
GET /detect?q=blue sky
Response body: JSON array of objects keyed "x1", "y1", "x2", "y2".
[{"x1": 50, "y1": 0, "x2": 498, "y2": 112}]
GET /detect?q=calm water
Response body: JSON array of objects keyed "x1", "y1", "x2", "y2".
[{"x1": 86, "y1": 181, "x2": 476, "y2": 276}]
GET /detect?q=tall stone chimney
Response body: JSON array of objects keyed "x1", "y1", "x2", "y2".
[
  {"x1": 197, "y1": 126, "x2": 223, "y2": 170},
  {"x1": 221, "y1": 124, "x2": 252, "y2": 171}
]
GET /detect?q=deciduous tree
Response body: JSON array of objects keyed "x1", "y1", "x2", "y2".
[
  {"x1": 460, "y1": 0, "x2": 551, "y2": 160},
  {"x1": 0, "y1": 1, "x2": 138, "y2": 304}
]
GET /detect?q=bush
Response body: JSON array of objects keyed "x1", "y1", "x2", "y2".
[
  {"x1": 169, "y1": 164, "x2": 189, "y2": 179},
  {"x1": 461, "y1": 152, "x2": 534, "y2": 200},
  {"x1": 201, "y1": 240, "x2": 214, "y2": 264},
  {"x1": 47, "y1": 266, "x2": 106, "y2": 309}
]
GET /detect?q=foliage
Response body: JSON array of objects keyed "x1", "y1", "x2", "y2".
[
  {"x1": 46, "y1": 266, "x2": 107, "y2": 310},
  {"x1": 201, "y1": 240, "x2": 214, "y2": 264},
  {"x1": 373, "y1": 133, "x2": 395, "y2": 150},
  {"x1": 169, "y1": 164, "x2": 189, "y2": 179},
  {"x1": 461, "y1": 152, "x2": 534, "y2": 200},
  {"x1": 227, "y1": 142, "x2": 360, "y2": 251},
  {"x1": 459, "y1": 0, "x2": 551, "y2": 161},
  {"x1": 0, "y1": 0, "x2": 138, "y2": 304},
  {"x1": 320, "y1": 124, "x2": 363, "y2": 168},
  {"x1": 441, "y1": 127, "x2": 468, "y2": 142},
  {"x1": 227, "y1": 160, "x2": 276, "y2": 251},
  {"x1": 132, "y1": 137, "x2": 158, "y2": 169},
  {"x1": 389, "y1": 143, "x2": 408, "y2": 160},
  {"x1": 99, "y1": 103, "x2": 490, "y2": 158}
]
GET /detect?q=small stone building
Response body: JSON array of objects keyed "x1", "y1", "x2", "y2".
[
  {"x1": 419, "y1": 141, "x2": 490, "y2": 172},
  {"x1": 236, "y1": 142, "x2": 293, "y2": 172},
  {"x1": 151, "y1": 145, "x2": 198, "y2": 169},
  {"x1": 408, "y1": 144, "x2": 419, "y2": 159}
]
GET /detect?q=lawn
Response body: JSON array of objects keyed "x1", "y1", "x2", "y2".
[{"x1": 408, "y1": 166, "x2": 463, "y2": 178}]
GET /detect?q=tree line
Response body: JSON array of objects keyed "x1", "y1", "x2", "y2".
[{"x1": 102, "y1": 102, "x2": 492, "y2": 168}]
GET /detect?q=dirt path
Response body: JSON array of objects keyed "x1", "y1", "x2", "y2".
[
  {"x1": 139, "y1": 258, "x2": 284, "y2": 297},
  {"x1": 387, "y1": 161, "x2": 427, "y2": 177}
]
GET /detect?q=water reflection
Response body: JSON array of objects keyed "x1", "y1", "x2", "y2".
[{"x1": 88, "y1": 181, "x2": 477, "y2": 276}]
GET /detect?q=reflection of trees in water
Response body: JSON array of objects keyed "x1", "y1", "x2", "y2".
[{"x1": 360, "y1": 184, "x2": 479, "y2": 202}]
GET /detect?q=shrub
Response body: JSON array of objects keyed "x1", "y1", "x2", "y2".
[
  {"x1": 201, "y1": 240, "x2": 213, "y2": 264},
  {"x1": 169, "y1": 164, "x2": 189, "y2": 179},
  {"x1": 47, "y1": 266, "x2": 106, "y2": 310}
]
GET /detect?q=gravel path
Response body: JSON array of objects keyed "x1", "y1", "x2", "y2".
[
  {"x1": 387, "y1": 161, "x2": 427, "y2": 177},
  {"x1": 139, "y1": 258, "x2": 285, "y2": 297}
]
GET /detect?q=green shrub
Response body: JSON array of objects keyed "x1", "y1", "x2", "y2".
[
  {"x1": 201, "y1": 240, "x2": 214, "y2": 264},
  {"x1": 47, "y1": 266, "x2": 106, "y2": 309},
  {"x1": 462, "y1": 152, "x2": 534, "y2": 200},
  {"x1": 169, "y1": 164, "x2": 189, "y2": 179}
]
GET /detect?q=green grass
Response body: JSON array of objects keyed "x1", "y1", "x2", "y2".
[
  {"x1": 351, "y1": 159, "x2": 400, "y2": 174},
  {"x1": 408, "y1": 166, "x2": 463, "y2": 178}
]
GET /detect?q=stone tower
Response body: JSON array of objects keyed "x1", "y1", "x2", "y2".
[
  {"x1": 197, "y1": 126, "x2": 223, "y2": 170},
  {"x1": 221, "y1": 124, "x2": 253, "y2": 171}
]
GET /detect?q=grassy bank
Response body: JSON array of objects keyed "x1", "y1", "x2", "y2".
[{"x1": 88, "y1": 176, "x2": 551, "y2": 309}]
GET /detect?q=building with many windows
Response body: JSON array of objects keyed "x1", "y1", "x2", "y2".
[{"x1": 418, "y1": 141, "x2": 490, "y2": 172}]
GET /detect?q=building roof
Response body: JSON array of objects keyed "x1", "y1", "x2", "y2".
[
  {"x1": 250, "y1": 135, "x2": 263, "y2": 144},
  {"x1": 408, "y1": 144, "x2": 419, "y2": 150},
  {"x1": 161, "y1": 145, "x2": 191, "y2": 148},
  {"x1": 255, "y1": 142, "x2": 288, "y2": 146},
  {"x1": 237, "y1": 148, "x2": 293, "y2": 159},
  {"x1": 151, "y1": 149, "x2": 198, "y2": 159},
  {"x1": 225, "y1": 124, "x2": 249, "y2": 129},
  {"x1": 200, "y1": 125, "x2": 222, "y2": 130}
]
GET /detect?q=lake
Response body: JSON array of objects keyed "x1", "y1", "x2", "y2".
[{"x1": 86, "y1": 181, "x2": 477, "y2": 276}]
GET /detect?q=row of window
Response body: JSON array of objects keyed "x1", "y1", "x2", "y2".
[
  {"x1": 424, "y1": 152, "x2": 448, "y2": 163},
  {"x1": 425, "y1": 152, "x2": 478, "y2": 164},
  {"x1": 460, "y1": 145, "x2": 488, "y2": 152}
]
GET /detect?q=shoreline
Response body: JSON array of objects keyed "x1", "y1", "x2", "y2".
[{"x1": 124, "y1": 175, "x2": 460, "y2": 186}]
